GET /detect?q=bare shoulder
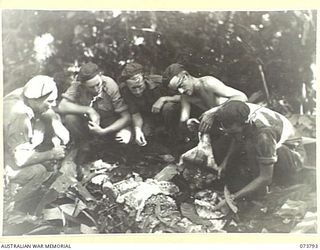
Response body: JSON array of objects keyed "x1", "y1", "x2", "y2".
[{"x1": 200, "y1": 76, "x2": 225, "y2": 88}]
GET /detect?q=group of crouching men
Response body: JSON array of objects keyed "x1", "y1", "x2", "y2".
[{"x1": 4, "y1": 61, "x2": 306, "y2": 220}]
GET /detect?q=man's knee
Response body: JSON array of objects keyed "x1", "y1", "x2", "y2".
[
  {"x1": 11, "y1": 164, "x2": 48, "y2": 185},
  {"x1": 141, "y1": 120, "x2": 154, "y2": 137},
  {"x1": 274, "y1": 145, "x2": 303, "y2": 185},
  {"x1": 115, "y1": 127, "x2": 132, "y2": 144},
  {"x1": 64, "y1": 114, "x2": 83, "y2": 128},
  {"x1": 162, "y1": 102, "x2": 180, "y2": 116},
  {"x1": 63, "y1": 114, "x2": 88, "y2": 139},
  {"x1": 26, "y1": 164, "x2": 48, "y2": 180},
  {"x1": 161, "y1": 102, "x2": 180, "y2": 127}
]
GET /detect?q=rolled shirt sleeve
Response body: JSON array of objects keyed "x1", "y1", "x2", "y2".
[
  {"x1": 255, "y1": 129, "x2": 278, "y2": 165},
  {"x1": 61, "y1": 82, "x2": 79, "y2": 103},
  {"x1": 102, "y1": 76, "x2": 128, "y2": 113}
]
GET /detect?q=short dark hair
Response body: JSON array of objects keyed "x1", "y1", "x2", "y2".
[{"x1": 215, "y1": 101, "x2": 250, "y2": 127}]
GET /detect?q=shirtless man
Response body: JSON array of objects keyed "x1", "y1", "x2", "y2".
[{"x1": 162, "y1": 63, "x2": 248, "y2": 133}]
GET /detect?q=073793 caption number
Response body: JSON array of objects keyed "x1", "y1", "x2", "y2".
[{"x1": 300, "y1": 244, "x2": 318, "y2": 248}]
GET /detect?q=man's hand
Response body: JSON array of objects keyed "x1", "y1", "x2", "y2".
[
  {"x1": 186, "y1": 118, "x2": 200, "y2": 132},
  {"x1": 135, "y1": 127, "x2": 147, "y2": 146},
  {"x1": 51, "y1": 119, "x2": 70, "y2": 145},
  {"x1": 87, "y1": 108, "x2": 100, "y2": 125},
  {"x1": 199, "y1": 110, "x2": 215, "y2": 134},
  {"x1": 88, "y1": 121, "x2": 105, "y2": 135},
  {"x1": 115, "y1": 129, "x2": 131, "y2": 144},
  {"x1": 41, "y1": 109, "x2": 70, "y2": 145},
  {"x1": 50, "y1": 146, "x2": 66, "y2": 160},
  {"x1": 151, "y1": 98, "x2": 165, "y2": 113},
  {"x1": 213, "y1": 186, "x2": 238, "y2": 213},
  {"x1": 56, "y1": 126, "x2": 70, "y2": 145}
]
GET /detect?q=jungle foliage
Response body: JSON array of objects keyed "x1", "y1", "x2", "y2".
[{"x1": 2, "y1": 10, "x2": 317, "y2": 113}]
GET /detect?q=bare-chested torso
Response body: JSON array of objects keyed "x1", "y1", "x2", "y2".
[{"x1": 183, "y1": 76, "x2": 228, "y2": 112}]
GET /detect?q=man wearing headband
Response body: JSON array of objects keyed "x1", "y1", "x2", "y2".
[
  {"x1": 210, "y1": 101, "x2": 305, "y2": 211},
  {"x1": 119, "y1": 62, "x2": 180, "y2": 147},
  {"x1": 4, "y1": 75, "x2": 69, "y2": 213},
  {"x1": 162, "y1": 63, "x2": 248, "y2": 133},
  {"x1": 58, "y1": 62, "x2": 131, "y2": 175}
]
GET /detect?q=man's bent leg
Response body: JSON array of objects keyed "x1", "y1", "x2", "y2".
[
  {"x1": 63, "y1": 114, "x2": 90, "y2": 145},
  {"x1": 10, "y1": 164, "x2": 51, "y2": 202},
  {"x1": 161, "y1": 102, "x2": 180, "y2": 128},
  {"x1": 273, "y1": 145, "x2": 304, "y2": 186},
  {"x1": 63, "y1": 114, "x2": 91, "y2": 175}
]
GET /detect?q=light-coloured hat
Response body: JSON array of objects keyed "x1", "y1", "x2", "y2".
[{"x1": 23, "y1": 75, "x2": 58, "y2": 100}]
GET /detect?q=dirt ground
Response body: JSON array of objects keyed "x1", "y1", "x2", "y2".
[{"x1": 3, "y1": 133, "x2": 317, "y2": 235}]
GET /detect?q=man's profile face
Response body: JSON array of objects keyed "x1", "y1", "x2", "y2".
[
  {"x1": 83, "y1": 74, "x2": 103, "y2": 95},
  {"x1": 29, "y1": 95, "x2": 57, "y2": 115},
  {"x1": 126, "y1": 73, "x2": 146, "y2": 97},
  {"x1": 169, "y1": 72, "x2": 193, "y2": 96}
]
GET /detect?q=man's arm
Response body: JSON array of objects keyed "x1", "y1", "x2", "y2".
[
  {"x1": 132, "y1": 112, "x2": 143, "y2": 129},
  {"x1": 58, "y1": 98, "x2": 96, "y2": 116},
  {"x1": 213, "y1": 131, "x2": 276, "y2": 211},
  {"x1": 57, "y1": 82, "x2": 99, "y2": 120},
  {"x1": 180, "y1": 95, "x2": 191, "y2": 123},
  {"x1": 212, "y1": 162, "x2": 274, "y2": 211},
  {"x1": 203, "y1": 77, "x2": 248, "y2": 115},
  {"x1": 233, "y1": 163, "x2": 273, "y2": 200},
  {"x1": 41, "y1": 109, "x2": 70, "y2": 145},
  {"x1": 132, "y1": 112, "x2": 147, "y2": 146},
  {"x1": 14, "y1": 143, "x2": 65, "y2": 167},
  {"x1": 88, "y1": 110, "x2": 131, "y2": 135},
  {"x1": 217, "y1": 138, "x2": 235, "y2": 178},
  {"x1": 161, "y1": 95, "x2": 181, "y2": 103},
  {"x1": 199, "y1": 78, "x2": 248, "y2": 133},
  {"x1": 152, "y1": 95, "x2": 181, "y2": 113},
  {"x1": 104, "y1": 110, "x2": 130, "y2": 134},
  {"x1": 206, "y1": 77, "x2": 248, "y2": 102},
  {"x1": 6, "y1": 114, "x2": 66, "y2": 167},
  {"x1": 58, "y1": 98, "x2": 90, "y2": 114},
  {"x1": 232, "y1": 131, "x2": 276, "y2": 200},
  {"x1": 58, "y1": 98, "x2": 100, "y2": 124}
]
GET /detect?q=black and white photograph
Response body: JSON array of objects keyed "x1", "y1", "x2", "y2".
[{"x1": 1, "y1": 9, "x2": 317, "y2": 236}]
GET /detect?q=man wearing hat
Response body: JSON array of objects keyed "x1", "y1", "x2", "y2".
[
  {"x1": 3, "y1": 75, "x2": 69, "y2": 211},
  {"x1": 119, "y1": 62, "x2": 180, "y2": 147},
  {"x1": 162, "y1": 63, "x2": 248, "y2": 134},
  {"x1": 58, "y1": 62, "x2": 131, "y2": 169}
]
